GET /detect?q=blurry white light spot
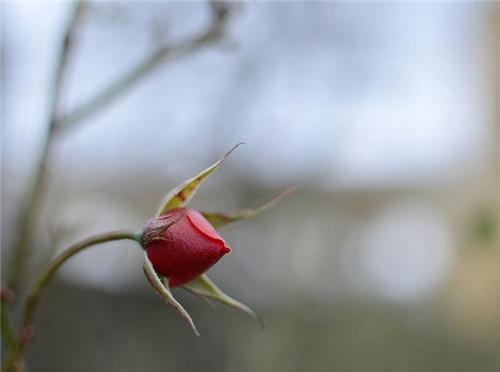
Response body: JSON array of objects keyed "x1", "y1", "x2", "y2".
[{"x1": 360, "y1": 202, "x2": 454, "y2": 303}]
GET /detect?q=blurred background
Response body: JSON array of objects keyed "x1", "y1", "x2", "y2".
[{"x1": 2, "y1": 1, "x2": 500, "y2": 371}]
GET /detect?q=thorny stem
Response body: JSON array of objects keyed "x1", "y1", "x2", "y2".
[
  {"x1": 5, "y1": 229, "x2": 141, "y2": 372},
  {"x1": 8, "y1": 1, "x2": 85, "y2": 294}
]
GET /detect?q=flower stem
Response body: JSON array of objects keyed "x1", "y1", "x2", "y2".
[
  {"x1": 4, "y1": 229, "x2": 141, "y2": 372},
  {"x1": 1, "y1": 296, "x2": 15, "y2": 349}
]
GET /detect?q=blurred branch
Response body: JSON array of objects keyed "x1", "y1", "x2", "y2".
[
  {"x1": 8, "y1": 2, "x2": 85, "y2": 294},
  {"x1": 54, "y1": 1, "x2": 233, "y2": 133}
]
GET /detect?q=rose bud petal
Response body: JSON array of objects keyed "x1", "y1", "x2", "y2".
[{"x1": 142, "y1": 208, "x2": 231, "y2": 287}]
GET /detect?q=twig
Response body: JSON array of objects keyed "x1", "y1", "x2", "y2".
[
  {"x1": 54, "y1": 1, "x2": 232, "y2": 133},
  {"x1": 8, "y1": 2, "x2": 85, "y2": 294},
  {"x1": 4, "y1": 229, "x2": 141, "y2": 372}
]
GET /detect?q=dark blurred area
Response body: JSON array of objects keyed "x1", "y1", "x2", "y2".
[{"x1": 2, "y1": 2, "x2": 500, "y2": 371}]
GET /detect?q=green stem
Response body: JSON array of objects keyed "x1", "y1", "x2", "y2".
[
  {"x1": 1, "y1": 298, "x2": 15, "y2": 349},
  {"x1": 5, "y1": 229, "x2": 141, "y2": 372}
]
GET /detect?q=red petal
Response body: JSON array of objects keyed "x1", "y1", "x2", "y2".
[
  {"x1": 186, "y1": 209, "x2": 222, "y2": 240},
  {"x1": 186, "y1": 209, "x2": 231, "y2": 253}
]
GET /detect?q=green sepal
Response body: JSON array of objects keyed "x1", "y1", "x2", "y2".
[
  {"x1": 156, "y1": 143, "x2": 244, "y2": 217},
  {"x1": 201, "y1": 186, "x2": 298, "y2": 229},
  {"x1": 182, "y1": 274, "x2": 264, "y2": 329},
  {"x1": 142, "y1": 252, "x2": 200, "y2": 336}
]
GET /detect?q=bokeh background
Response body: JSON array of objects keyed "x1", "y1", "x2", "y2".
[{"x1": 2, "y1": 1, "x2": 500, "y2": 371}]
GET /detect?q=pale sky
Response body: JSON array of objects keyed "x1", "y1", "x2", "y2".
[{"x1": 3, "y1": 2, "x2": 489, "y2": 191}]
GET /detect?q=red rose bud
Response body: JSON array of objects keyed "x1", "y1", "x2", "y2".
[
  {"x1": 139, "y1": 145, "x2": 295, "y2": 334},
  {"x1": 141, "y1": 208, "x2": 231, "y2": 287}
]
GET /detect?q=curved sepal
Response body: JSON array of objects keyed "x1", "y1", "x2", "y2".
[
  {"x1": 156, "y1": 143, "x2": 244, "y2": 217},
  {"x1": 182, "y1": 274, "x2": 264, "y2": 329},
  {"x1": 143, "y1": 252, "x2": 200, "y2": 336},
  {"x1": 201, "y1": 186, "x2": 299, "y2": 229}
]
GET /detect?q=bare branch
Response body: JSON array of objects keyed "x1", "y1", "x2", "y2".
[
  {"x1": 54, "y1": 1, "x2": 232, "y2": 133},
  {"x1": 8, "y1": 1, "x2": 85, "y2": 294}
]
